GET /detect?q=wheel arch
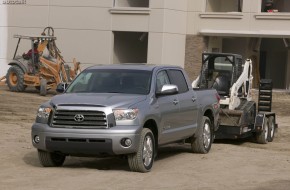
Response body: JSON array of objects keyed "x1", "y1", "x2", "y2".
[
  {"x1": 203, "y1": 109, "x2": 214, "y2": 130},
  {"x1": 8, "y1": 61, "x2": 27, "y2": 73}
]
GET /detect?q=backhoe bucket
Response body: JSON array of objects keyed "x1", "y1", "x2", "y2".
[
  {"x1": 219, "y1": 109, "x2": 243, "y2": 127},
  {"x1": 216, "y1": 108, "x2": 255, "y2": 139}
]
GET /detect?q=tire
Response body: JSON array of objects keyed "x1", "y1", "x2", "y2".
[
  {"x1": 191, "y1": 116, "x2": 213, "y2": 154},
  {"x1": 128, "y1": 128, "x2": 155, "y2": 173},
  {"x1": 256, "y1": 117, "x2": 269, "y2": 144},
  {"x1": 38, "y1": 150, "x2": 66, "y2": 167},
  {"x1": 39, "y1": 78, "x2": 47, "y2": 96},
  {"x1": 6, "y1": 66, "x2": 26, "y2": 92},
  {"x1": 267, "y1": 116, "x2": 275, "y2": 142}
]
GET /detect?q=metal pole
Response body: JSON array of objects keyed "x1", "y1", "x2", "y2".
[
  {"x1": 31, "y1": 40, "x2": 35, "y2": 73},
  {"x1": 13, "y1": 38, "x2": 21, "y2": 59},
  {"x1": 31, "y1": 40, "x2": 34, "y2": 64}
]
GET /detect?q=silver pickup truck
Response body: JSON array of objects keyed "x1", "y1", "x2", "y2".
[{"x1": 32, "y1": 64, "x2": 220, "y2": 172}]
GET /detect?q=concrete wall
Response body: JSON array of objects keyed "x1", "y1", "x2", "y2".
[
  {"x1": 1, "y1": 0, "x2": 290, "y2": 89},
  {"x1": 0, "y1": 0, "x2": 114, "y2": 76},
  {"x1": 188, "y1": 0, "x2": 290, "y2": 37},
  {"x1": 0, "y1": 0, "x2": 188, "y2": 77}
]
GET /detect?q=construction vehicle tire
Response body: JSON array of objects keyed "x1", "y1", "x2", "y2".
[
  {"x1": 191, "y1": 116, "x2": 212, "y2": 154},
  {"x1": 40, "y1": 78, "x2": 47, "y2": 96},
  {"x1": 256, "y1": 117, "x2": 269, "y2": 144},
  {"x1": 6, "y1": 66, "x2": 26, "y2": 92},
  {"x1": 268, "y1": 116, "x2": 275, "y2": 142}
]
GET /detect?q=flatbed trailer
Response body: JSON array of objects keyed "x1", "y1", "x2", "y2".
[{"x1": 193, "y1": 53, "x2": 278, "y2": 144}]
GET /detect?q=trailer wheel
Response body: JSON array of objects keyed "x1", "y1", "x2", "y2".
[
  {"x1": 191, "y1": 116, "x2": 212, "y2": 154},
  {"x1": 38, "y1": 150, "x2": 66, "y2": 167},
  {"x1": 128, "y1": 128, "x2": 155, "y2": 172},
  {"x1": 268, "y1": 116, "x2": 275, "y2": 142},
  {"x1": 39, "y1": 78, "x2": 47, "y2": 96},
  {"x1": 6, "y1": 66, "x2": 26, "y2": 92},
  {"x1": 256, "y1": 117, "x2": 269, "y2": 144}
]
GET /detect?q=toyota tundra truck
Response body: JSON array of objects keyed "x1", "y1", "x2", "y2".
[{"x1": 31, "y1": 64, "x2": 220, "y2": 172}]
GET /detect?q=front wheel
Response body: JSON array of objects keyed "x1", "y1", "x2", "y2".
[
  {"x1": 191, "y1": 116, "x2": 213, "y2": 154},
  {"x1": 128, "y1": 128, "x2": 155, "y2": 172},
  {"x1": 38, "y1": 150, "x2": 66, "y2": 167}
]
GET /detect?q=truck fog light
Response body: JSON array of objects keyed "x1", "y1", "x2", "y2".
[
  {"x1": 34, "y1": 135, "x2": 40, "y2": 144},
  {"x1": 121, "y1": 138, "x2": 132, "y2": 147}
]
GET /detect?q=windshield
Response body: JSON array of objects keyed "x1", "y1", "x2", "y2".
[{"x1": 66, "y1": 69, "x2": 152, "y2": 95}]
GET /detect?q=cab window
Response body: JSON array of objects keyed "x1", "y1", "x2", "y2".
[
  {"x1": 167, "y1": 70, "x2": 189, "y2": 93},
  {"x1": 156, "y1": 70, "x2": 170, "y2": 92}
]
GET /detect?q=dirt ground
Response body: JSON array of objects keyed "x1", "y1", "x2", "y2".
[{"x1": 0, "y1": 86, "x2": 290, "y2": 190}]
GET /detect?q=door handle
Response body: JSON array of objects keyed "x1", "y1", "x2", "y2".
[
  {"x1": 173, "y1": 99, "x2": 179, "y2": 105},
  {"x1": 192, "y1": 97, "x2": 197, "y2": 102}
]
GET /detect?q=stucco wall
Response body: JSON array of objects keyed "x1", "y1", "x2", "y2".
[{"x1": 0, "y1": 0, "x2": 188, "y2": 77}]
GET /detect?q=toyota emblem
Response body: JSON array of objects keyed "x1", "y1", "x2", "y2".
[{"x1": 74, "y1": 114, "x2": 85, "y2": 122}]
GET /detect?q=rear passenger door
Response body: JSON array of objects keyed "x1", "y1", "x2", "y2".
[{"x1": 167, "y1": 69, "x2": 198, "y2": 139}]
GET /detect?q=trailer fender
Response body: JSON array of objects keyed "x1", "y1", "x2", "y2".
[
  {"x1": 254, "y1": 113, "x2": 265, "y2": 132},
  {"x1": 255, "y1": 112, "x2": 277, "y2": 132}
]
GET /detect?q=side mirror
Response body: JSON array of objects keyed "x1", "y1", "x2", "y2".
[
  {"x1": 56, "y1": 83, "x2": 68, "y2": 93},
  {"x1": 156, "y1": 84, "x2": 178, "y2": 96}
]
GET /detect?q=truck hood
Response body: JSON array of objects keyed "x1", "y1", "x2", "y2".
[{"x1": 50, "y1": 93, "x2": 147, "y2": 108}]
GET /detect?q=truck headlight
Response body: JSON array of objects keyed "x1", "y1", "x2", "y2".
[
  {"x1": 113, "y1": 109, "x2": 138, "y2": 121},
  {"x1": 36, "y1": 107, "x2": 52, "y2": 124}
]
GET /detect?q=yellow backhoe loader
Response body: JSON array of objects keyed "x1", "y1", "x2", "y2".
[{"x1": 0, "y1": 27, "x2": 81, "y2": 96}]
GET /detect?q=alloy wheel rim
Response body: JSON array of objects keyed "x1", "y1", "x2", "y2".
[
  {"x1": 264, "y1": 123, "x2": 269, "y2": 140},
  {"x1": 203, "y1": 123, "x2": 211, "y2": 149},
  {"x1": 270, "y1": 122, "x2": 274, "y2": 138},
  {"x1": 143, "y1": 135, "x2": 153, "y2": 167}
]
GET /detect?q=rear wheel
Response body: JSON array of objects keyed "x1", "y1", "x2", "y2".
[
  {"x1": 267, "y1": 116, "x2": 275, "y2": 142},
  {"x1": 256, "y1": 117, "x2": 269, "y2": 144},
  {"x1": 38, "y1": 150, "x2": 66, "y2": 167},
  {"x1": 128, "y1": 128, "x2": 155, "y2": 172},
  {"x1": 39, "y1": 78, "x2": 47, "y2": 96},
  {"x1": 191, "y1": 116, "x2": 213, "y2": 154},
  {"x1": 6, "y1": 66, "x2": 26, "y2": 92}
]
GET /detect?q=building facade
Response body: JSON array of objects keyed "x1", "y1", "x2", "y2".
[{"x1": 1, "y1": 0, "x2": 290, "y2": 89}]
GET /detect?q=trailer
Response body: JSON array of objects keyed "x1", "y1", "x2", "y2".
[{"x1": 192, "y1": 53, "x2": 277, "y2": 143}]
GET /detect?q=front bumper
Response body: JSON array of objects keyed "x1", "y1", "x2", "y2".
[{"x1": 31, "y1": 123, "x2": 142, "y2": 156}]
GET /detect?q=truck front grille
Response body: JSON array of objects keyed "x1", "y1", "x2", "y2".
[{"x1": 51, "y1": 110, "x2": 107, "y2": 129}]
